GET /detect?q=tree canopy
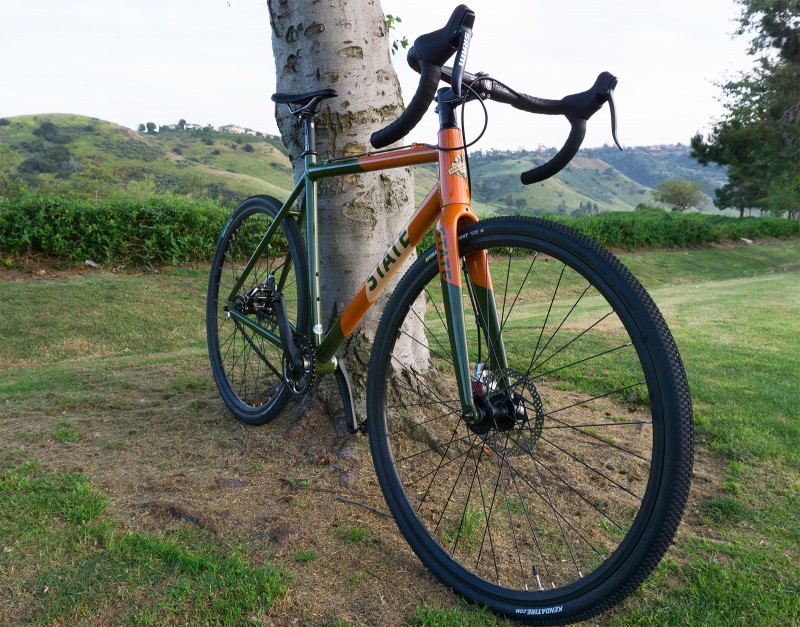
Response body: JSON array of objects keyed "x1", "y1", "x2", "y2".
[
  {"x1": 652, "y1": 179, "x2": 706, "y2": 212},
  {"x1": 691, "y1": 0, "x2": 799, "y2": 218}
]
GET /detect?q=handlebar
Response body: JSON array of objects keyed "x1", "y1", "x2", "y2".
[
  {"x1": 370, "y1": 5, "x2": 622, "y2": 185},
  {"x1": 444, "y1": 68, "x2": 621, "y2": 184},
  {"x1": 371, "y1": 5, "x2": 475, "y2": 149}
]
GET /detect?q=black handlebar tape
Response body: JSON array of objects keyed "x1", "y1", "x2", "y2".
[
  {"x1": 370, "y1": 60, "x2": 442, "y2": 149},
  {"x1": 520, "y1": 119, "x2": 587, "y2": 185},
  {"x1": 370, "y1": 6, "x2": 473, "y2": 149}
]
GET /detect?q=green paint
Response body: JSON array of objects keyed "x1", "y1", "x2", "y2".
[
  {"x1": 227, "y1": 177, "x2": 306, "y2": 302},
  {"x1": 316, "y1": 319, "x2": 345, "y2": 365},
  {"x1": 225, "y1": 308, "x2": 283, "y2": 350},
  {"x1": 307, "y1": 157, "x2": 364, "y2": 181},
  {"x1": 470, "y1": 283, "x2": 510, "y2": 384},
  {"x1": 440, "y1": 277, "x2": 478, "y2": 419}
]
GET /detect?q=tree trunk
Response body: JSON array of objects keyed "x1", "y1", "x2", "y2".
[{"x1": 267, "y1": 0, "x2": 421, "y2": 409}]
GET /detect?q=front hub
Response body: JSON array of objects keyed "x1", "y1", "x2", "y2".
[{"x1": 465, "y1": 369, "x2": 545, "y2": 448}]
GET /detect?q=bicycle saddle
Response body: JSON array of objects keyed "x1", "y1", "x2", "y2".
[{"x1": 271, "y1": 89, "x2": 338, "y2": 107}]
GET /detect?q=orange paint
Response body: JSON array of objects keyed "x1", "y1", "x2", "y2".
[
  {"x1": 465, "y1": 250, "x2": 492, "y2": 290},
  {"x1": 339, "y1": 184, "x2": 441, "y2": 337},
  {"x1": 357, "y1": 144, "x2": 438, "y2": 172},
  {"x1": 437, "y1": 128, "x2": 471, "y2": 206},
  {"x1": 434, "y1": 127, "x2": 488, "y2": 288},
  {"x1": 338, "y1": 127, "x2": 494, "y2": 338}
]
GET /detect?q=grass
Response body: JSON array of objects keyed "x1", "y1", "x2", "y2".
[
  {"x1": 337, "y1": 522, "x2": 374, "y2": 545},
  {"x1": 0, "y1": 240, "x2": 798, "y2": 625},
  {"x1": 0, "y1": 268, "x2": 208, "y2": 368},
  {"x1": 441, "y1": 508, "x2": 485, "y2": 551},
  {"x1": 0, "y1": 462, "x2": 289, "y2": 625},
  {"x1": 410, "y1": 602, "x2": 502, "y2": 626}
]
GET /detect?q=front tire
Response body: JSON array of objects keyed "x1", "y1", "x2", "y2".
[{"x1": 367, "y1": 216, "x2": 693, "y2": 623}]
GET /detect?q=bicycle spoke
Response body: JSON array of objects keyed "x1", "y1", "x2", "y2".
[{"x1": 208, "y1": 200, "x2": 307, "y2": 423}]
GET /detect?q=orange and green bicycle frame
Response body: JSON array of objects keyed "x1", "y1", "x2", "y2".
[{"x1": 224, "y1": 91, "x2": 508, "y2": 423}]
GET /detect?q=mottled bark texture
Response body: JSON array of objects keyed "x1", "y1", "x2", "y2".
[{"x1": 267, "y1": 0, "x2": 425, "y2": 402}]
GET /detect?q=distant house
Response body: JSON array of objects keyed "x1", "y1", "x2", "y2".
[
  {"x1": 185, "y1": 123, "x2": 202, "y2": 131},
  {"x1": 219, "y1": 124, "x2": 257, "y2": 136}
]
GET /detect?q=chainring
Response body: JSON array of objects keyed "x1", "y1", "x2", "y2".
[{"x1": 282, "y1": 333, "x2": 315, "y2": 397}]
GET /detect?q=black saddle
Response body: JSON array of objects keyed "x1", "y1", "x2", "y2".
[{"x1": 271, "y1": 89, "x2": 337, "y2": 114}]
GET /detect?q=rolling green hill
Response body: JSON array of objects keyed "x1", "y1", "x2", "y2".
[
  {"x1": 0, "y1": 114, "x2": 294, "y2": 205},
  {"x1": 447, "y1": 145, "x2": 727, "y2": 216},
  {"x1": 1, "y1": 114, "x2": 725, "y2": 215}
]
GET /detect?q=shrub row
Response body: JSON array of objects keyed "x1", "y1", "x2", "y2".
[
  {"x1": 416, "y1": 209, "x2": 799, "y2": 254},
  {"x1": 1, "y1": 195, "x2": 798, "y2": 267},
  {"x1": 0, "y1": 193, "x2": 228, "y2": 266},
  {"x1": 558, "y1": 209, "x2": 800, "y2": 250}
]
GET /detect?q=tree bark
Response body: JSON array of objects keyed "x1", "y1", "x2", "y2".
[{"x1": 267, "y1": 0, "x2": 423, "y2": 407}]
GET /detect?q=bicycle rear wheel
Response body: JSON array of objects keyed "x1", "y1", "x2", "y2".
[
  {"x1": 367, "y1": 216, "x2": 693, "y2": 623},
  {"x1": 207, "y1": 195, "x2": 308, "y2": 425}
]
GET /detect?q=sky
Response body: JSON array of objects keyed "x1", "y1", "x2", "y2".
[{"x1": 1, "y1": 0, "x2": 752, "y2": 150}]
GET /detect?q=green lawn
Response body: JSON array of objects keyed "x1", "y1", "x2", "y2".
[{"x1": 1, "y1": 240, "x2": 798, "y2": 625}]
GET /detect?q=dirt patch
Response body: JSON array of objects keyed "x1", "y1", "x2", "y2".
[
  {"x1": 0, "y1": 348, "x2": 730, "y2": 625},
  {"x1": 0, "y1": 357, "x2": 455, "y2": 626},
  {"x1": 0, "y1": 261, "x2": 103, "y2": 282}
]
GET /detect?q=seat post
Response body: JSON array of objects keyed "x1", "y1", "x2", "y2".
[{"x1": 300, "y1": 111, "x2": 317, "y2": 161}]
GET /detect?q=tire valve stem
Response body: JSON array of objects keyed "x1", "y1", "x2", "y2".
[{"x1": 534, "y1": 565, "x2": 543, "y2": 591}]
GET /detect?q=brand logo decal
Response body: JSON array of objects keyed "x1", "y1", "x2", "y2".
[
  {"x1": 365, "y1": 229, "x2": 413, "y2": 301},
  {"x1": 436, "y1": 226, "x2": 452, "y2": 282},
  {"x1": 448, "y1": 155, "x2": 468, "y2": 180},
  {"x1": 515, "y1": 606, "x2": 564, "y2": 616}
]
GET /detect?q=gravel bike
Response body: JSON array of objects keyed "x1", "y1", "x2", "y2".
[{"x1": 206, "y1": 5, "x2": 693, "y2": 623}]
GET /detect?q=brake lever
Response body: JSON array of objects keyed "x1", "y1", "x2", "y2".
[
  {"x1": 451, "y1": 12, "x2": 475, "y2": 98},
  {"x1": 608, "y1": 89, "x2": 623, "y2": 151}
]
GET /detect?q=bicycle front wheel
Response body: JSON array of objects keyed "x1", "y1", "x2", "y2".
[
  {"x1": 207, "y1": 195, "x2": 308, "y2": 425},
  {"x1": 367, "y1": 216, "x2": 693, "y2": 623}
]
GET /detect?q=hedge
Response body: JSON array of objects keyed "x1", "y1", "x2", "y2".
[
  {"x1": 1, "y1": 194, "x2": 798, "y2": 266},
  {"x1": 416, "y1": 209, "x2": 799, "y2": 254},
  {"x1": 0, "y1": 193, "x2": 228, "y2": 266}
]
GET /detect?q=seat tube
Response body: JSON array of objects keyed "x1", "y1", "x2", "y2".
[{"x1": 301, "y1": 113, "x2": 324, "y2": 348}]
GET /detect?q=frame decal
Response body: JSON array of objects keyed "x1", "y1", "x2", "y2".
[{"x1": 365, "y1": 229, "x2": 413, "y2": 302}]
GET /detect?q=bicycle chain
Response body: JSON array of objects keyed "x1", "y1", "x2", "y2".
[{"x1": 282, "y1": 332, "x2": 316, "y2": 397}]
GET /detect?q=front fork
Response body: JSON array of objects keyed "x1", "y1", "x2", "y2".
[{"x1": 435, "y1": 205, "x2": 509, "y2": 423}]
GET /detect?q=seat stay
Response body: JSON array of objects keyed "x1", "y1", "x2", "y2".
[{"x1": 226, "y1": 177, "x2": 306, "y2": 304}]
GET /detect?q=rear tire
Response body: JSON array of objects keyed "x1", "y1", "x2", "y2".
[
  {"x1": 367, "y1": 216, "x2": 693, "y2": 623},
  {"x1": 207, "y1": 195, "x2": 308, "y2": 425}
]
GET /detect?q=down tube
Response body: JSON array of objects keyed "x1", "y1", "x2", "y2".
[{"x1": 315, "y1": 185, "x2": 441, "y2": 365}]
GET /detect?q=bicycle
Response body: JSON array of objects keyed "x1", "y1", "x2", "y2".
[{"x1": 206, "y1": 5, "x2": 693, "y2": 623}]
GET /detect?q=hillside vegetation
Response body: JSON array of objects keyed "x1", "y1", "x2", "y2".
[
  {"x1": 1, "y1": 114, "x2": 728, "y2": 215},
  {"x1": 0, "y1": 114, "x2": 294, "y2": 206}
]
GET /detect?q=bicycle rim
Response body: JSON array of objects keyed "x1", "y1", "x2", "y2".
[
  {"x1": 207, "y1": 196, "x2": 308, "y2": 424},
  {"x1": 367, "y1": 216, "x2": 692, "y2": 622}
]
